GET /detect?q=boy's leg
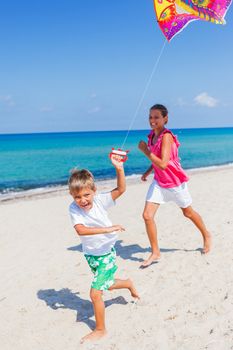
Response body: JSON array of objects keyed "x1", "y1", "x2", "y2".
[
  {"x1": 80, "y1": 288, "x2": 106, "y2": 343},
  {"x1": 141, "y1": 201, "x2": 160, "y2": 267},
  {"x1": 181, "y1": 206, "x2": 211, "y2": 253},
  {"x1": 108, "y1": 278, "x2": 140, "y2": 298}
]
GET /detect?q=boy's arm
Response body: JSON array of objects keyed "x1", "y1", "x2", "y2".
[
  {"x1": 138, "y1": 134, "x2": 173, "y2": 170},
  {"x1": 110, "y1": 155, "x2": 126, "y2": 201},
  {"x1": 74, "y1": 224, "x2": 125, "y2": 236}
]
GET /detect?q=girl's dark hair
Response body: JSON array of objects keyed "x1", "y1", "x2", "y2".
[{"x1": 150, "y1": 104, "x2": 168, "y2": 117}]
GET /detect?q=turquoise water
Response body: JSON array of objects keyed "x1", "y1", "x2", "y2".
[{"x1": 0, "y1": 128, "x2": 233, "y2": 196}]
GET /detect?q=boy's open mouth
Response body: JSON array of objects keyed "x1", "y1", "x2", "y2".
[{"x1": 81, "y1": 203, "x2": 92, "y2": 210}]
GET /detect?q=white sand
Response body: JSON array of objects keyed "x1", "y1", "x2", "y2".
[{"x1": 1, "y1": 167, "x2": 233, "y2": 350}]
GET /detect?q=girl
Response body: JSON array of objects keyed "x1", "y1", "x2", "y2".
[{"x1": 138, "y1": 104, "x2": 211, "y2": 267}]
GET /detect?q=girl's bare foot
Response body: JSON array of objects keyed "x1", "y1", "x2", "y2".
[
  {"x1": 128, "y1": 279, "x2": 140, "y2": 299},
  {"x1": 202, "y1": 232, "x2": 212, "y2": 254},
  {"x1": 140, "y1": 252, "x2": 161, "y2": 268},
  {"x1": 80, "y1": 329, "x2": 107, "y2": 344}
]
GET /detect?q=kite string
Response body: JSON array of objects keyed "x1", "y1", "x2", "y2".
[{"x1": 121, "y1": 38, "x2": 168, "y2": 149}]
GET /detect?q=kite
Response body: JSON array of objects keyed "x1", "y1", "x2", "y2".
[{"x1": 154, "y1": 0, "x2": 232, "y2": 41}]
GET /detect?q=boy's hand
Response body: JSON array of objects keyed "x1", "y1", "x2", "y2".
[
  {"x1": 110, "y1": 154, "x2": 124, "y2": 169},
  {"x1": 107, "y1": 225, "x2": 125, "y2": 232}
]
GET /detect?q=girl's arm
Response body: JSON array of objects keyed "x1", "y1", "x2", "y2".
[
  {"x1": 141, "y1": 165, "x2": 153, "y2": 181},
  {"x1": 74, "y1": 224, "x2": 125, "y2": 236},
  {"x1": 138, "y1": 133, "x2": 173, "y2": 170}
]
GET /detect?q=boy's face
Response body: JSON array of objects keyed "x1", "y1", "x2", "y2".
[{"x1": 71, "y1": 187, "x2": 96, "y2": 211}]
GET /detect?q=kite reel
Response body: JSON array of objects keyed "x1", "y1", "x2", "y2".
[{"x1": 109, "y1": 148, "x2": 129, "y2": 162}]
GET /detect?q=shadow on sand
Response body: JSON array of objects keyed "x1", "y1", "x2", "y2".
[
  {"x1": 67, "y1": 239, "x2": 201, "y2": 262},
  {"x1": 67, "y1": 240, "x2": 150, "y2": 262},
  {"x1": 37, "y1": 288, "x2": 128, "y2": 330}
]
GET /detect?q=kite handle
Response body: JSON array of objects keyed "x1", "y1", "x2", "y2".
[{"x1": 109, "y1": 148, "x2": 129, "y2": 163}]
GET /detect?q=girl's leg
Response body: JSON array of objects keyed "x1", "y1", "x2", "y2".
[
  {"x1": 141, "y1": 201, "x2": 160, "y2": 267},
  {"x1": 80, "y1": 288, "x2": 106, "y2": 343},
  {"x1": 108, "y1": 278, "x2": 140, "y2": 298},
  {"x1": 181, "y1": 206, "x2": 211, "y2": 253}
]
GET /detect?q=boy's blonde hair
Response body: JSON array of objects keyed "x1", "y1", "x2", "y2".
[{"x1": 68, "y1": 169, "x2": 96, "y2": 193}]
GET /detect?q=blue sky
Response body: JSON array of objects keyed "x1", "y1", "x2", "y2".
[{"x1": 0, "y1": 0, "x2": 233, "y2": 133}]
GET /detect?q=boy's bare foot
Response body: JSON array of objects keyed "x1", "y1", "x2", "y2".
[
  {"x1": 128, "y1": 279, "x2": 140, "y2": 299},
  {"x1": 80, "y1": 329, "x2": 107, "y2": 344},
  {"x1": 202, "y1": 232, "x2": 212, "y2": 254},
  {"x1": 140, "y1": 252, "x2": 161, "y2": 268}
]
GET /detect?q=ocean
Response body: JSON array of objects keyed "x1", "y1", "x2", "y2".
[{"x1": 0, "y1": 127, "x2": 233, "y2": 200}]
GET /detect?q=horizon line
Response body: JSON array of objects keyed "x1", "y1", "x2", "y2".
[{"x1": 1, "y1": 125, "x2": 233, "y2": 136}]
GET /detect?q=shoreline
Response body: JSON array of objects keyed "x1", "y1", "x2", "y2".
[{"x1": 1, "y1": 162, "x2": 233, "y2": 204}]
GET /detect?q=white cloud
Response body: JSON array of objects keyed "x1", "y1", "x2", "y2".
[
  {"x1": 88, "y1": 106, "x2": 101, "y2": 114},
  {"x1": 0, "y1": 95, "x2": 15, "y2": 106},
  {"x1": 194, "y1": 92, "x2": 218, "y2": 108}
]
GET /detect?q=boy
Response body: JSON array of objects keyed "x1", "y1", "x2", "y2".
[{"x1": 68, "y1": 155, "x2": 139, "y2": 343}]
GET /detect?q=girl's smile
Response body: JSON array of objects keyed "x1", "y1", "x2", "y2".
[{"x1": 149, "y1": 109, "x2": 168, "y2": 132}]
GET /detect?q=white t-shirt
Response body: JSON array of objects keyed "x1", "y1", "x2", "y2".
[{"x1": 69, "y1": 192, "x2": 117, "y2": 256}]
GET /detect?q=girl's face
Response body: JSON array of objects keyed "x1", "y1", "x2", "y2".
[{"x1": 149, "y1": 109, "x2": 168, "y2": 131}]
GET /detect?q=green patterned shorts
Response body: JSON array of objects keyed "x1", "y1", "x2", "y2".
[{"x1": 85, "y1": 248, "x2": 117, "y2": 291}]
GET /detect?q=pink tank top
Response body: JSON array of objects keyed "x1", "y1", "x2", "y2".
[{"x1": 148, "y1": 129, "x2": 189, "y2": 188}]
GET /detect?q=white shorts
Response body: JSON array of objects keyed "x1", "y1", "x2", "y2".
[{"x1": 146, "y1": 179, "x2": 192, "y2": 208}]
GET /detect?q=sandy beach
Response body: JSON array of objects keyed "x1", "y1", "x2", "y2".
[{"x1": 1, "y1": 166, "x2": 233, "y2": 350}]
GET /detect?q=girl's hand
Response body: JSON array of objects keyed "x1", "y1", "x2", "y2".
[
  {"x1": 138, "y1": 140, "x2": 149, "y2": 154},
  {"x1": 108, "y1": 225, "x2": 125, "y2": 232},
  {"x1": 110, "y1": 154, "x2": 124, "y2": 169},
  {"x1": 141, "y1": 173, "x2": 148, "y2": 181}
]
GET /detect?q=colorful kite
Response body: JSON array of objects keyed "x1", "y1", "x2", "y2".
[{"x1": 154, "y1": 0, "x2": 232, "y2": 41}]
